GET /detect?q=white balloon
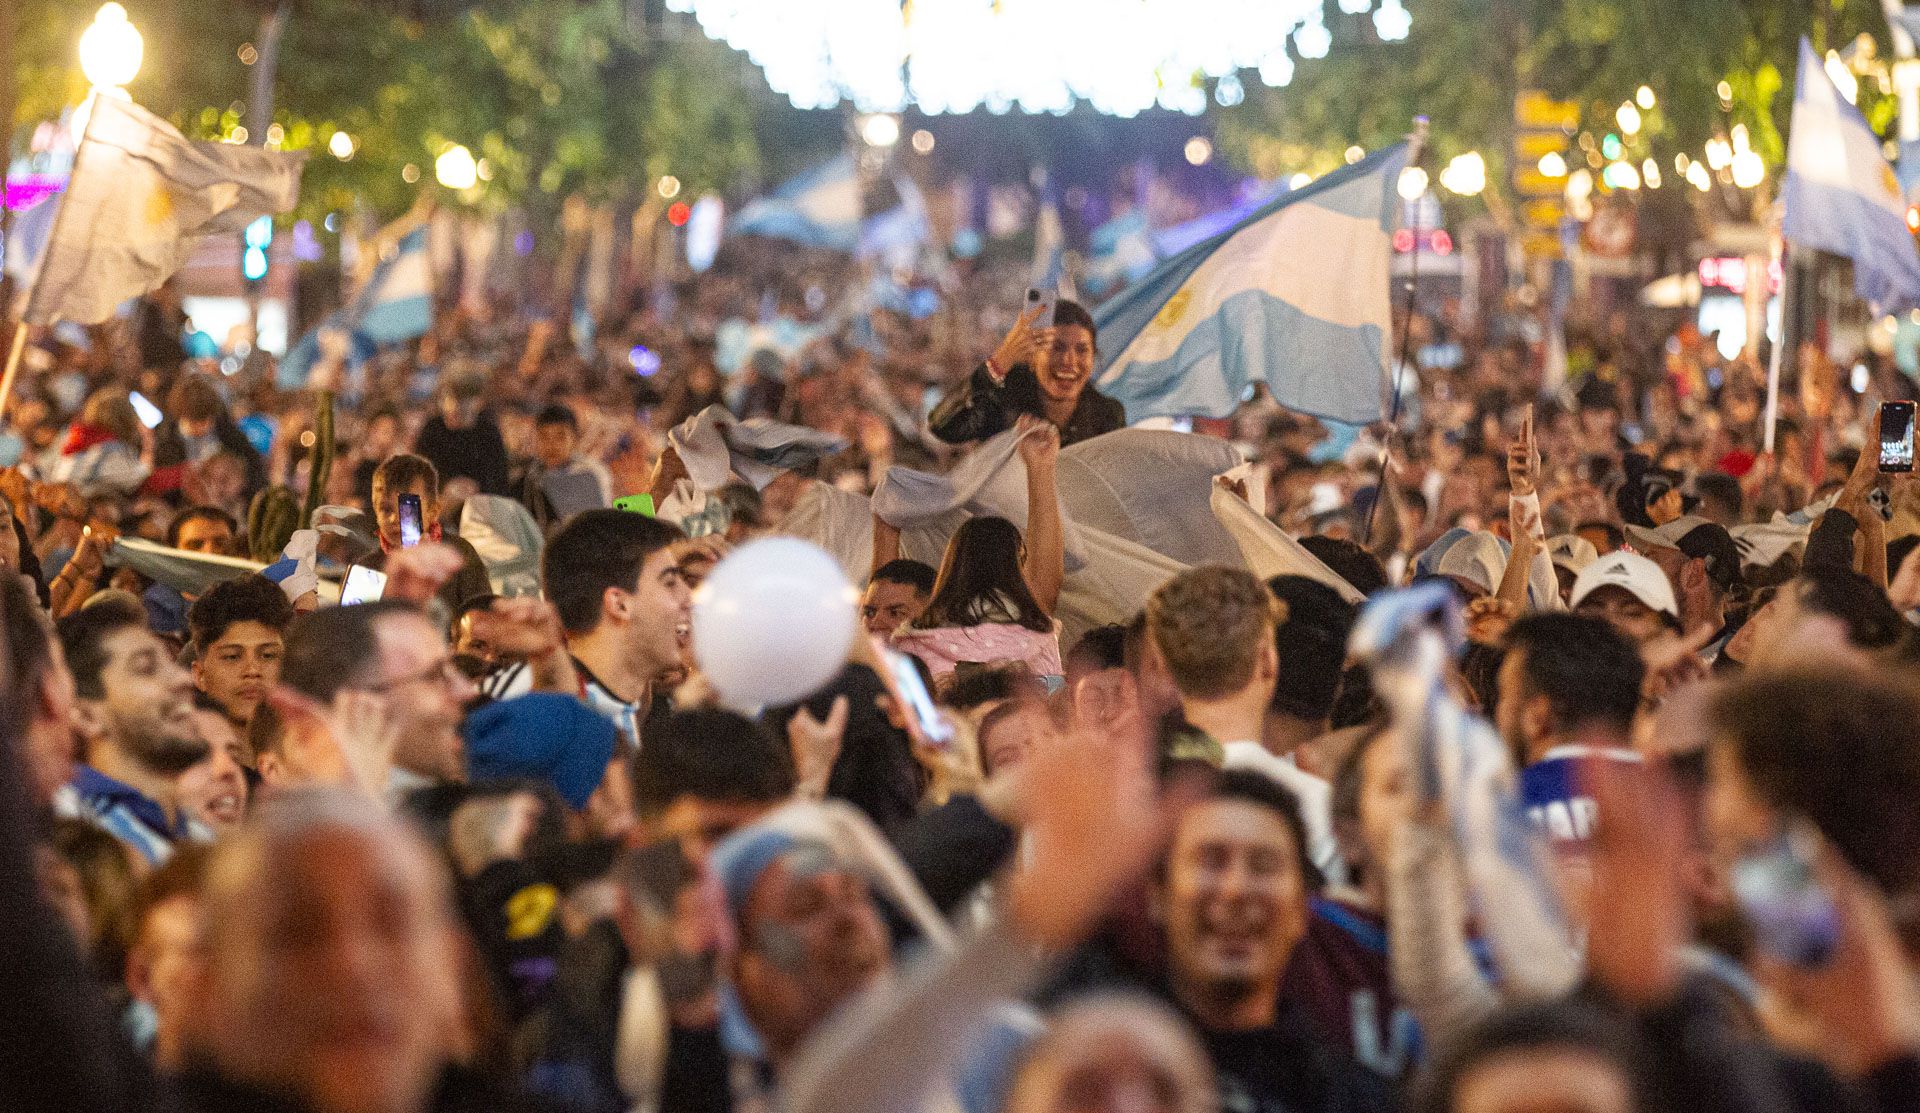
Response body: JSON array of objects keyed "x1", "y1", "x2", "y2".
[{"x1": 692, "y1": 537, "x2": 859, "y2": 709}]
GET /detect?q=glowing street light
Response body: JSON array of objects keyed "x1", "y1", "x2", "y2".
[
  {"x1": 1730, "y1": 149, "x2": 1766, "y2": 189},
  {"x1": 860, "y1": 114, "x2": 901, "y2": 148},
  {"x1": 1184, "y1": 136, "x2": 1213, "y2": 166},
  {"x1": 328, "y1": 131, "x2": 355, "y2": 160},
  {"x1": 80, "y1": 3, "x2": 144, "y2": 90},
  {"x1": 1616, "y1": 103, "x2": 1642, "y2": 136},
  {"x1": 1438, "y1": 151, "x2": 1486, "y2": 196},
  {"x1": 1537, "y1": 152, "x2": 1568, "y2": 178},
  {"x1": 1397, "y1": 166, "x2": 1429, "y2": 200},
  {"x1": 1636, "y1": 86, "x2": 1656, "y2": 109},
  {"x1": 435, "y1": 144, "x2": 478, "y2": 190}
]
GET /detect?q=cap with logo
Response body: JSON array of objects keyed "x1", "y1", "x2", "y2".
[{"x1": 1569, "y1": 550, "x2": 1679, "y2": 617}]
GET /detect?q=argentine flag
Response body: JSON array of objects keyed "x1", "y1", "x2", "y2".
[
  {"x1": 1094, "y1": 144, "x2": 1408, "y2": 426},
  {"x1": 732, "y1": 155, "x2": 862, "y2": 253},
  {"x1": 1782, "y1": 38, "x2": 1920, "y2": 313},
  {"x1": 278, "y1": 221, "x2": 432, "y2": 388}
]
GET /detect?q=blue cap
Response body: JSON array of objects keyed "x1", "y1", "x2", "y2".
[{"x1": 462, "y1": 693, "x2": 618, "y2": 809}]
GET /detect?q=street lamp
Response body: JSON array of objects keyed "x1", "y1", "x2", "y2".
[
  {"x1": 860, "y1": 114, "x2": 901, "y2": 148},
  {"x1": 79, "y1": 3, "x2": 143, "y2": 91},
  {"x1": 435, "y1": 144, "x2": 478, "y2": 190},
  {"x1": 1439, "y1": 151, "x2": 1486, "y2": 196}
]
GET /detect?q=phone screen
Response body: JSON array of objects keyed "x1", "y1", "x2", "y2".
[
  {"x1": 1731, "y1": 824, "x2": 1839, "y2": 967},
  {"x1": 340, "y1": 565, "x2": 388, "y2": 606},
  {"x1": 129, "y1": 392, "x2": 164, "y2": 429},
  {"x1": 1024, "y1": 287, "x2": 1056, "y2": 330},
  {"x1": 876, "y1": 642, "x2": 955, "y2": 749},
  {"x1": 397, "y1": 493, "x2": 424, "y2": 548},
  {"x1": 1879, "y1": 402, "x2": 1915, "y2": 472}
]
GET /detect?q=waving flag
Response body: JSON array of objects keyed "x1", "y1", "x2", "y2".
[
  {"x1": 732, "y1": 155, "x2": 862, "y2": 253},
  {"x1": 25, "y1": 95, "x2": 304, "y2": 326},
  {"x1": 278, "y1": 216, "x2": 432, "y2": 388},
  {"x1": 1782, "y1": 38, "x2": 1920, "y2": 312},
  {"x1": 1093, "y1": 144, "x2": 1407, "y2": 425},
  {"x1": 1082, "y1": 209, "x2": 1157, "y2": 295}
]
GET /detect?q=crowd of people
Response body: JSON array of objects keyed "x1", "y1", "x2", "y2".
[{"x1": 2, "y1": 233, "x2": 1920, "y2": 1113}]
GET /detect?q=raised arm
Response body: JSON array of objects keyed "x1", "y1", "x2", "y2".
[
  {"x1": 1015, "y1": 416, "x2": 1064, "y2": 617},
  {"x1": 870, "y1": 512, "x2": 901, "y2": 581},
  {"x1": 927, "y1": 305, "x2": 1046, "y2": 445}
]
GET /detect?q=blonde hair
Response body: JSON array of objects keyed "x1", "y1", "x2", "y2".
[{"x1": 1148, "y1": 566, "x2": 1278, "y2": 701}]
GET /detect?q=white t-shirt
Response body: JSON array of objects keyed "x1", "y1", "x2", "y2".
[{"x1": 1220, "y1": 740, "x2": 1345, "y2": 887}]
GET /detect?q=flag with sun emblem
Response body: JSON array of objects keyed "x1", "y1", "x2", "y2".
[
  {"x1": 24, "y1": 95, "x2": 305, "y2": 326},
  {"x1": 1092, "y1": 143, "x2": 1407, "y2": 426},
  {"x1": 1782, "y1": 38, "x2": 1920, "y2": 313}
]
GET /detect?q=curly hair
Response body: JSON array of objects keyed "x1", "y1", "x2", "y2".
[{"x1": 187, "y1": 573, "x2": 295, "y2": 654}]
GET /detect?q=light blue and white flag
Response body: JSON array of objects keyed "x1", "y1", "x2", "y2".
[
  {"x1": 1032, "y1": 171, "x2": 1068, "y2": 287},
  {"x1": 277, "y1": 219, "x2": 431, "y2": 388},
  {"x1": 1093, "y1": 144, "x2": 1407, "y2": 426},
  {"x1": 1782, "y1": 38, "x2": 1920, "y2": 312},
  {"x1": 1082, "y1": 209, "x2": 1157, "y2": 296},
  {"x1": 351, "y1": 224, "x2": 433, "y2": 345},
  {"x1": 859, "y1": 175, "x2": 930, "y2": 268},
  {"x1": 732, "y1": 155, "x2": 862, "y2": 253}
]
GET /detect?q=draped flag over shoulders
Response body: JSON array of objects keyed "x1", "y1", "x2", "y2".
[
  {"x1": 25, "y1": 95, "x2": 305, "y2": 326},
  {"x1": 1094, "y1": 143, "x2": 1408, "y2": 426},
  {"x1": 1781, "y1": 38, "x2": 1920, "y2": 313}
]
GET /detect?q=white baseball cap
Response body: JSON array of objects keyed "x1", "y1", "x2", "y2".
[
  {"x1": 1569, "y1": 550, "x2": 1678, "y2": 617},
  {"x1": 1545, "y1": 533, "x2": 1599, "y2": 575}
]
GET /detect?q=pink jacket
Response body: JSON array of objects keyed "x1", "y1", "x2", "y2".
[{"x1": 889, "y1": 622, "x2": 1062, "y2": 681}]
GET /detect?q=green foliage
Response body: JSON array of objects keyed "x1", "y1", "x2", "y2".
[
  {"x1": 1214, "y1": 0, "x2": 1897, "y2": 208},
  {"x1": 12, "y1": 0, "x2": 772, "y2": 225}
]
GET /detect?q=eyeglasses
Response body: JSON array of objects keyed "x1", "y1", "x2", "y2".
[{"x1": 366, "y1": 654, "x2": 466, "y2": 694}]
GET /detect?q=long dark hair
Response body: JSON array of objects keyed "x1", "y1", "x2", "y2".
[{"x1": 911, "y1": 516, "x2": 1052, "y2": 632}]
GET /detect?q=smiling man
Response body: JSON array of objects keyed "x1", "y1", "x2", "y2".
[
  {"x1": 930, "y1": 299, "x2": 1125, "y2": 446},
  {"x1": 1153, "y1": 769, "x2": 1388, "y2": 1113},
  {"x1": 58, "y1": 600, "x2": 212, "y2": 865},
  {"x1": 484, "y1": 509, "x2": 691, "y2": 751}
]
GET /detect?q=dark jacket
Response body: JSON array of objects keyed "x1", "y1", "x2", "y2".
[
  {"x1": 416, "y1": 413, "x2": 512, "y2": 497},
  {"x1": 928, "y1": 362, "x2": 1125, "y2": 447}
]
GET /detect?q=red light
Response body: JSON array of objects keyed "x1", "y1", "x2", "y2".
[
  {"x1": 668, "y1": 202, "x2": 692, "y2": 227},
  {"x1": 1431, "y1": 229, "x2": 1453, "y2": 255},
  {"x1": 1392, "y1": 228, "x2": 1415, "y2": 253}
]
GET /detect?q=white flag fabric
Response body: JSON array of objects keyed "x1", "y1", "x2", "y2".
[
  {"x1": 26, "y1": 96, "x2": 305, "y2": 326},
  {"x1": 668, "y1": 405, "x2": 850, "y2": 492},
  {"x1": 1210, "y1": 487, "x2": 1365, "y2": 603}
]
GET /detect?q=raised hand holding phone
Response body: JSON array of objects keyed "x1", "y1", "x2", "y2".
[
  {"x1": 1877, "y1": 400, "x2": 1915, "y2": 473},
  {"x1": 988, "y1": 303, "x2": 1050, "y2": 382}
]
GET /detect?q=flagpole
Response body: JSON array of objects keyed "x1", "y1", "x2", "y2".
[
  {"x1": 1363, "y1": 118, "x2": 1428, "y2": 547},
  {"x1": 1, "y1": 92, "x2": 104, "y2": 422},
  {"x1": 1764, "y1": 242, "x2": 1794, "y2": 455}
]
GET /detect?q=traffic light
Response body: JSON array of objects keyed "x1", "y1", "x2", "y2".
[{"x1": 243, "y1": 216, "x2": 273, "y2": 283}]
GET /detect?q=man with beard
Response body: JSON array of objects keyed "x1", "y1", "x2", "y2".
[{"x1": 58, "y1": 600, "x2": 211, "y2": 865}]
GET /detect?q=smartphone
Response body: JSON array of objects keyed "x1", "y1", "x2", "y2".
[
  {"x1": 1730, "y1": 822, "x2": 1839, "y2": 967},
  {"x1": 1024, "y1": 286, "x2": 1056, "y2": 330},
  {"x1": 614, "y1": 493, "x2": 657, "y2": 517},
  {"x1": 873, "y1": 640, "x2": 955, "y2": 749},
  {"x1": 397, "y1": 493, "x2": 424, "y2": 548},
  {"x1": 1878, "y1": 401, "x2": 1915, "y2": 473},
  {"x1": 340, "y1": 565, "x2": 388, "y2": 606},
  {"x1": 129, "y1": 391, "x2": 164, "y2": 429}
]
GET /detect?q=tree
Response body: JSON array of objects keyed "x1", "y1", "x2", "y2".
[{"x1": 1212, "y1": 0, "x2": 1896, "y2": 209}]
